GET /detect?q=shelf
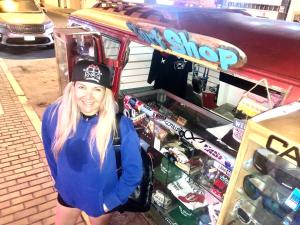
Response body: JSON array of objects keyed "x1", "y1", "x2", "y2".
[
  {"x1": 151, "y1": 142, "x2": 228, "y2": 202},
  {"x1": 124, "y1": 90, "x2": 236, "y2": 171},
  {"x1": 231, "y1": 196, "x2": 283, "y2": 225},
  {"x1": 218, "y1": 106, "x2": 300, "y2": 225}
]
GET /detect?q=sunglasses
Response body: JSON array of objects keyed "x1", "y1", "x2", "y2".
[
  {"x1": 243, "y1": 174, "x2": 293, "y2": 219},
  {"x1": 253, "y1": 148, "x2": 300, "y2": 191},
  {"x1": 233, "y1": 199, "x2": 261, "y2": 225}
]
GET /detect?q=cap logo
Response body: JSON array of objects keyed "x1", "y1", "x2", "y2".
[{"x1": 83, "y1": 64, "x2": 102, "y2": 83}]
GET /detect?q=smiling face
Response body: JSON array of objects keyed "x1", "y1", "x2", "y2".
[{"x1": 74, "y1": 81, "x2": 105, "y2": 116}]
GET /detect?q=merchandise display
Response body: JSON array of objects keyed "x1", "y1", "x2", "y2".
[
  {"x1": 154, "y1": 158, "x2": 183, "y2": 184},
  {"x1": 152, "y1": 189, "x2": 173, "y2": 209},
  {"x1": 167, "y1": 175, "x2": 208, "y2": 210},
  {"x1": 147, "y1": 50, "x2": 193, "y2": 98},
  {"x1": 219, "y1": 109, "x2": 300, "y2": 225},
  {"x1": 121, "y1": 90, "x2": 234, "y2": 224},
  {"x1": 169, "y1": 202, "x2": 200, "y2": 225},
  {"x1": 121, "y1": 89, "x2": 300, "y2": 225}
]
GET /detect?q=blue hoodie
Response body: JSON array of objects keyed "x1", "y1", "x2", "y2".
[{"x1": 41, "y1": 103, "x2": 143, "y2": 217}]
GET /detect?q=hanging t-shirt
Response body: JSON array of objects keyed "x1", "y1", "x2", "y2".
[{"x1": 148, "y1": 50, "x2": 192, "y2": 98}]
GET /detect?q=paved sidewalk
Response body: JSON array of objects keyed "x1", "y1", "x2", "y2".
[{"x1": 0, "y1": 65, "x2": 85, "y2": 225}]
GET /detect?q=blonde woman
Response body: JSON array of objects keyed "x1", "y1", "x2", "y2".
[{"x1": 42, "y1": 60, "x2": 143, "y2": 225}]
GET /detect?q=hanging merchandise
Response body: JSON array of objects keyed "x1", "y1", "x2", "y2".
[
  {"x1": 236, "y1": 79, "x2": 274, "y2": 117},
  {"x1": 147, "y1": 50, "x2": 192, "y2": 98},
  {"x1": 233, "y1": 79, "x2": 273, "y2": 142},
  {"x1": 192, "y1": 65, "x2": 209, "y2": 94}
]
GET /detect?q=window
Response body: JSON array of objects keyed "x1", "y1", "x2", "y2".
[{"x1": 102, "y1": 35, "x2": 121, "y2": 60}]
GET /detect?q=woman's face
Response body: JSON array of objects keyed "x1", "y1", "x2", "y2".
[{"x1": 74, "y1": 81, "x2": 105, "y2": 116}]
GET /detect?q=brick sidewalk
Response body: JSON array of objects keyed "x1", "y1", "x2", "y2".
[{"x1": 0, "y1": 68, "x2": 85, "y2": 225}]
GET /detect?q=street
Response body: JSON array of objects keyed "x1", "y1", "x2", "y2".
[{"x1": 0, "y1": 11, "x2": 68, "y2": 119}]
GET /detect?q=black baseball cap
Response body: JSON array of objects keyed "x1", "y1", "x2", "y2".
[{"x1": 71, "y1": 60, "x2": 112, "y2": 89}]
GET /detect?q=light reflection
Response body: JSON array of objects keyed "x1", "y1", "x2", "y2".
[
  {"x1": 3, "y1": 0, "x2": 18, "y2": 12},
  {"x1": 156, "y1": 0, "x2": 174, "y2": 5}
]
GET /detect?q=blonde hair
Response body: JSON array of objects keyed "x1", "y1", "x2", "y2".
[{"x1": 51, "y1": 82, "x2": 116, "y2": 167}]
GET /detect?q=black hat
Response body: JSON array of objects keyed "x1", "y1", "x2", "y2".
[{"x1": 71, "y1": 60, "x2": 112, "y2": 88}]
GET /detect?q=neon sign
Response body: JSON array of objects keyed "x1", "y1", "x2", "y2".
[{"x1": 126, "y1": 22, "x2": 246, "y2": 71}]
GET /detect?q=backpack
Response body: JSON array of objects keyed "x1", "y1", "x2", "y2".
[{"x1": 113, "y1": 113, "x2": 154, "y2": 213}]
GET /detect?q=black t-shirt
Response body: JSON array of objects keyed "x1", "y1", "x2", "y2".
[{"x1": 148, "y1": 50, "x2": 192, "y2": 98}]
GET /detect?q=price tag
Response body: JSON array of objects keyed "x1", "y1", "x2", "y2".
[{"x1": 154, "y1": 137, "x2": 161, "y2": 151}]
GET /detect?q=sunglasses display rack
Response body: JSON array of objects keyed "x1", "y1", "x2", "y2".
[
  {"x1": 217, "y1": 104, "x2": 300, "y2": 225},
  {"x1": 119, "y1": 89, "x2": 238, "y2": 225}
]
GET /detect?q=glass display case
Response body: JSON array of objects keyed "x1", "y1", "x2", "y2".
[
  {"x1": 119, "y1": 88, "x2": 238, "y2": 225},
  {"x1": 218, "y1": 103, "x2": 300, "y2": 225}
]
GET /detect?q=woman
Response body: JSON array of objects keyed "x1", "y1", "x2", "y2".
[{"x1": 42, "y1": 60, "x2": 143, "y2": 225}]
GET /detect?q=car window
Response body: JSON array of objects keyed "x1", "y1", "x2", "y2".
[
  {"x1": 102, "y1": 35, "x2": 120, "y2": 60},
  {"x1": 0, "y1": 0, "x2": 41, "y2": 13}
]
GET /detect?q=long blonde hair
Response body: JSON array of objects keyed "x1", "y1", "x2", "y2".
[{"x1": 51, "y1": 82, "x2": 117, "y2": 167}]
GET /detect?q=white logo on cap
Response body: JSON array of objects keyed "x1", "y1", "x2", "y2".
[{"x1": 83, "y1": 64, "x2": 102, "y2": 83}]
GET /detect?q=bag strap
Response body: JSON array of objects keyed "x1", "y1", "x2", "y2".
[
  {"x1": 114, "y1": 112, "x2": 123, "y2": 179},
  {"x1": 243, "y1": 78, "x2": 272, "y2": 107}
]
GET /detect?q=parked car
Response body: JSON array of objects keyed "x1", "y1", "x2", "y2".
[{"x1": 0, "y1": 0, "x2": 54, "y2": 48}]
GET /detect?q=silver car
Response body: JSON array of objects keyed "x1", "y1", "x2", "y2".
[{"x1": 0, "y1": 0, "x2": 54, "y2": 48}]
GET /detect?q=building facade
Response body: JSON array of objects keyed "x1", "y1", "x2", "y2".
[{"x1": 221, "y1": 0, "x2": 298, "y2": 20}]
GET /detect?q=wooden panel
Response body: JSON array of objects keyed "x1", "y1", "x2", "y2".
[
  {"x1": 123, "y1": 61, "x2": 151, "y2": 70},
  {"x1": 129, "y1": 46, "x2": 154, "y2": 54},
  {"x1": 121, "y1": 74, "x2": 149, "y2": 83},
  {"x1": 120, "y1": 81, "x2": 152, "y2": 90},
  {"x1": 122, "y1": 68, "x2": 151, "y2": 77},
  {"x1": 128, "y1": 53, "x2": 153, "y2": 62}
]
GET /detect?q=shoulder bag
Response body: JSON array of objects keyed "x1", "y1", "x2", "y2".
[{"x1": 113, "y1": 113, "x2": 154, "y2": 213}]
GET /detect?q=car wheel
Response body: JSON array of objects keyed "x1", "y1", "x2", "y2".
[{"x1": 0, "y1": 44, "x2": 6, "y2": 50}]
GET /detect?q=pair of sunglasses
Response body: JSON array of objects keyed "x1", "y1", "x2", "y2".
[
  {"x1": 243, "y1": 174, "x2": 293, "y2": 219},
  {"x1": 253, "y1": 148, "x2": 300, "y2": 191},
  {"x1": 233, "y1": 199, "x2": 261, "y2": 225}
]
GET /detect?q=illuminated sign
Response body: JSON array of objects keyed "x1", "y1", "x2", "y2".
[{"x1": 126, "y1": 22, "x2": 246, "y2": 71}]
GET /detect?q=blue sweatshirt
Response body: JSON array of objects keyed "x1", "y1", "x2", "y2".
[{"x1": 41, "y1": 103, "x2": 143, "y2": 217}]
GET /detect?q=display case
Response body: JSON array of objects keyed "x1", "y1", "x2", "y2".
[
  {"x1": 218, "y1": 103, "x2": 300, "y2": 225},
  {"x1": 119, "y1": 88, "x2": 238, "y2": 225}
]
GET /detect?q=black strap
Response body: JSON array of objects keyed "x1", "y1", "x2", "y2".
[{"x1": 114, "y1": 113, "x2": 123, "y2": 178}]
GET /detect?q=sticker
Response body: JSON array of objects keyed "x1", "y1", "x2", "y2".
[
  {"x1": 285, "y1": 188, "x2": 300, "y2": 211},
  {"x1": 213, "y1": 160, "x2": 232, "y2": 177}
]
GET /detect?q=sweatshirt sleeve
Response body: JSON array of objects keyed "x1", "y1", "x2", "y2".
[
  {"x1": 103, "y1": 116, "x2": 143, "y2": 210},
  {"x1": 41, "y1": 105, "x2": 58, "y2": 182}
]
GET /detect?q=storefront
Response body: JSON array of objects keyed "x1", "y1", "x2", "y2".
[{"x1": 53, "y1": 2, "x2": 300, "y2": 224}]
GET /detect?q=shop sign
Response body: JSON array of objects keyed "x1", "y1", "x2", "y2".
[
  {"x1": 126, "y1": 22, "x2": 246, "y2": 71},
  {"x1": 267, "y1": 135, "x2": 300, "y2": 167}
]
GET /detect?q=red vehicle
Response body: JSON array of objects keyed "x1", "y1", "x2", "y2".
[{"x1": 53, "y1": 2, "x2": 300, "y2": 225}]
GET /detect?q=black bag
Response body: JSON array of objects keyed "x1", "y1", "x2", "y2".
[{"x1": 113, "y1": 113, "x2": 154, "y2": 213}]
